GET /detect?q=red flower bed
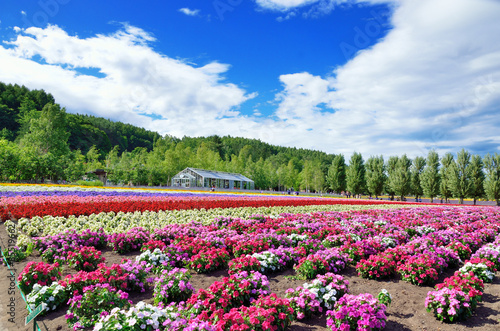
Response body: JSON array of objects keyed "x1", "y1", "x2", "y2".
[
  {"x1": 18, "y1": 261, "x2": 61, "y2": 294},
  {"x1": 0, "y1": 195, "x2": 416, "y2": 221}
]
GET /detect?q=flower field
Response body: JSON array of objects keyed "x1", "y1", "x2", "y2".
[
  {"x1": 1, "y1": 184, "x2": 500, "y2": 331},
  {"x1": 0, "y1": 185, "x2": 415, "y2": 221}
]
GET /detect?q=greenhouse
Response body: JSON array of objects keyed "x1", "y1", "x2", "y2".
[{"x1": 171, "y1": 168, "x2": 254, "y2": 190}]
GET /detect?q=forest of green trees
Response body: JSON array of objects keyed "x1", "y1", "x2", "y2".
[{"x1": 1, "y1": 82, "x2": 500, "y2": 205}]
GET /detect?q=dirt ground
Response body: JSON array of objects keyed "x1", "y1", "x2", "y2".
[{"x1": 0, "y1": 223, "x2": 499, "y2": 331}]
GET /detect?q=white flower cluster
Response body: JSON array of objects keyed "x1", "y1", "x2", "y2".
[
  {"x1": 459, "y1": 262, "x2": 495, "y2": 281},
  {"x1": 26, "y1": 281, "x2": 66, "y2": 313},
  {"x1": 251, "y1": 251, "x2": 283, "y2": 274},
  {"x1": 347, "y1": 233, "x2": 362, "y2": 242},
  {"x1": 303, "y1": 279, "x2": 338, "y2": 310},
  {"x1": 94, "y1": 301, "x2": 168, "y2": 331},
  {"x1": 377, "y1": 236, "x2": 398, "y2": 248},
  {"x1": 287, "y1": 233, "x2": 309, "y2": 246},
  {"x1": 136, "y1": 248, "x2": 170, "y2": 269},
  {"x1": 416, "y1": 225, "x2": 436, "y2": 235},
  {"x1": 379, "y1": 288, "x2": 392, "y2": 302},
  {"x1": 483, "y1": 244, "x2": 500, "y2": 253}
]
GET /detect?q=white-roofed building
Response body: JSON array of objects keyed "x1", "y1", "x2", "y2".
[{"x1": 171, "y1": 168, "x2": 255, "y2": 190}]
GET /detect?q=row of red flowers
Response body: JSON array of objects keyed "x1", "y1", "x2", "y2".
[{"x1": 0, "y1": 195, "x2": 414, "y2": 221}]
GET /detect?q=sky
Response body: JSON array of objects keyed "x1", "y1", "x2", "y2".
[{"x1": 0, "y1": 0, "x2": 499, "y2": 159}]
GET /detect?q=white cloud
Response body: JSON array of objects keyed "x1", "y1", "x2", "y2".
[
  {"x1": 20, "y1": 10, "x2": 27, "y2": 16},
  {"x1": 0, "y1": 24, "x2": 257, "y2": 138},
  {"x1": 255, "y1": 0, "x2": 394, "y2": 12},
  {"x1": 258, "y1": 1, "x2": 396, "y2": 21},
  {"x1": 256, "y1": 0, "x2": 320, "y2": 11},
  {"x1": 267, "y1": 0, "x2": 500, "y2": 157},
  {"x1": 179, "y1": 8, "x2": 200, "y2": 16},
  {"x1": 2, "y1": 0, "x2": 500, "y2": 159}
]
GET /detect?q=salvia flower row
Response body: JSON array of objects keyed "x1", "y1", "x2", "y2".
[{"x1": 0, "y1": 191, "x2": 410, "y2": 221}]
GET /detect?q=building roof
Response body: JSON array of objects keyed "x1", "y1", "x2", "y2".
[{"x1": 186, "y1": 168, "x2": 254, "y2": 182}]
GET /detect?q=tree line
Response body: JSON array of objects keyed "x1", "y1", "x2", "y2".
[
  {"x1": 327, "y1": 151, "x2": 500, "y2": 205},
  {"x1": 1, "y1": 82, "x2": 500, "y2": 205},
  {"x1": 0, "y1": 83, "x2": 334, "y2": 190}
]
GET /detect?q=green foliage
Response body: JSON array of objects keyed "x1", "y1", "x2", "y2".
[
  {"x1": 388, "y1": 155, "x2": 412, "y2": 201},
  {"x1": 18, "y1": 103, "x2": 70, "y2": 157},
  {"x1": 440, "y1": 153, "x2": 454, "y2": 202},
  {"x1": 365, "y1": 155, "x2": 385, "y2": 198},
  {"x1": 287, "y1": 159, "x2": 301, "y2": 190},
  {"x1": 0, "y1": 104, "x2": 17, "y2": 136},
  {"x1": 0, "y1": 128, "x2": 14, "y2": 141},
  {"x1": 0, "y1": 82, "x2": 55, "y2": 137},
  {"x1": 75, "y1": 180, "x2": 104, "y2": 187},
  {"x1": 327, "y1": 154, "x2": 347, "y2": 193},
  {"x1": 421, "y1": 150, "x2": 440, "y2": 202},
  {"x1": 65, "y1": 150, "x2": 86, "y2": 182},
  {"x1": 385, "y1": 156, "x2": 398, "y2": 200},
  {"x1": 1, "y1": 246, "x2": 27, "y2": 265},
  {"x1": 300, "y1": 160, "x2": 324, "y2": 192},
  {"x1": 447, "y1": 149, "x2": 472, "y2": 204},
  {"x1": 0, "y1": 139, "x2": 19, "y2": 181},
  {"x1": 484, "y1": 153, "x2": 500, "y2": 206},
  {"x1": 469, "y1": 154, "x2": 485, "y2": 205},
  {"x1": 86, "y1": 145, "x2": 103, "y2": 172},
  {"x1": 67, "y1": 114, "x2": 161, "y2": 154},
  {"x1": 346, "y1": 152, "x2": 366, "y2": 195},
  {"x1": 411, "y1": 156, "x2": 426, "y2": 199}
]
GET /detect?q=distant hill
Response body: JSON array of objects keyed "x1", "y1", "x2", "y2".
[
  {"x1": 0, "y1": 81, "x2": 333, "y2": 163},
  {"x1": 0, "y1": 82, "x2": 161, "y2": 154}
]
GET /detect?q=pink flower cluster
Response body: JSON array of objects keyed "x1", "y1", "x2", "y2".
[
  {"x1": 188, "y1": 248, "x2": 230, "y2": 273},
  {"x1": 108, "y1": 227, "x2": 150, "y2": 253},
  {"x1": 397, "y1": 253, "x2": 446, "y2": 286},
  {"x1": 326, "y1": 293, "x2": 387, "y2": 331},
  {"x1": 294, "y1": 248, "x2": 350, "y2": 279},
  {"x1": 187, "y1": 271, "x2": 270, "y2": 320},
  {"x1": 18, "y1": 261, "x2": 61, "y2": 295},
  {"x1": 214, "y1": 293, "x2": 294, "y2": 331},
  {"x1": 285, "y1": 287, "x2": 322, "y2": 319},
  {"x1": 425, "y1": 287, "x2": 472, "y2": 323},
  {"x1": 59, "y1": 263, "x2": 129, "y2": 295},
  {"x1": 66, "y1": 246, "x2": 105, "y2": 272},
  {"x1": 228, "y1": 255, "x2": 261, "y2": 275},
  {"x1": 153, "y1": 268, "x2": 195, "y2": 308}
]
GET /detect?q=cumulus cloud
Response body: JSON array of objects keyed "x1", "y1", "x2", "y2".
[
  {"x1": 1, "y1": 0, "x2": 500, "y2": 158},
  {"x1": 269, "y1": 0, "x2": 500, "y2": 157},
  {"x1": 0, "y1": 24, "x2": 259, "y2": 139}
]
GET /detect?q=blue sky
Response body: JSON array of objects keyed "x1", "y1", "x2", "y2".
[{"x1": 0, "y1": 0, "x2": 499, "y2": 158}]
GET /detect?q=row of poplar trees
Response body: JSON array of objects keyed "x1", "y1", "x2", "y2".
[{"x1": 326, "y1": 150, "x2": 500, "y2": 206}]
